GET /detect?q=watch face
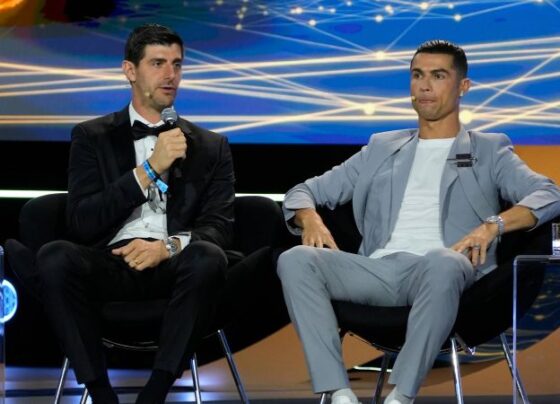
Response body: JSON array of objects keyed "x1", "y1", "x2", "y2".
[{"x1": 166, "y1": 239, "x2": 178, "y2": 256}]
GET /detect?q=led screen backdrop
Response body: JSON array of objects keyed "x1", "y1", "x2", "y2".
[{"x1": 0, "y1": 0, "x2": 559, "y2": 144}]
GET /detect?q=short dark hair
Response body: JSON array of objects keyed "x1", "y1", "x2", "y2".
[
  {"x1": 411, "y1": 40, "x2": 468, "y2": 78},
  {"x1": 124, "y1": 24, "x2": 184, "y2": 65}
]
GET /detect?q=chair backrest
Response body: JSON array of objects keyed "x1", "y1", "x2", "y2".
[
  {"x1": 231, "y1": 196, "x2": 284, "y2": 255},
  {"x1": 18, "y1": 193, "x2": 284, "y2": 256},
  {"x1": 19, "y1": 193, "x2": 68, "y2": 253}
]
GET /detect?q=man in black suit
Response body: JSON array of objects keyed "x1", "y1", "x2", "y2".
[{"x1": 36, "y1": 24, "x2": 234, "y2": 404}]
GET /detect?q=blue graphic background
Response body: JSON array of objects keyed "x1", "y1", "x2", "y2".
[{"x1": 0, "y1": 0, "x2": 559, "y2": 144}]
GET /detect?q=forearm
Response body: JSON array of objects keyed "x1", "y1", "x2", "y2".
[
  {"x1": 134, "y1": 165, "x2": 152, "y2": 190},
  {"x1": 67, "y1": 128, "x2": 147, "y2": 242},
  {"x1": 68, "y1": 171, "x2": 146, "y2": 242},
  {"x1": 481, "y1": 205, "x2": 537, "y2": 241},
  {"x1": 500, "y1": 205, "x2": 537, "y2": 233}
]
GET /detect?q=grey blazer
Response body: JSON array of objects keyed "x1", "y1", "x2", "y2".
[{"x1": 283, "y1": 126, "x2": 560, "y2": 276}]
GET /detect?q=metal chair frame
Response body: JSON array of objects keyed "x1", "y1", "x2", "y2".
[
  {"x1": 54, "y1": 329, "x2": 249, "y2": 404},
  {"x1": 319, "y1": 331, "x2": 529, "y2": 404}
]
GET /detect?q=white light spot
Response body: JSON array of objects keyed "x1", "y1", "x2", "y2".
[
  {"x1": 420, "y1": 2, "x2": 429, "y2": 10},
  {"x1": 235, "y1": 23, "x2": 243, "y2": 30},
  {"x1": 363, "y1": 103, "x2": 377, "y2": 115},
  {"x1": 308, "y1": 19, "x2": 317, "y2": 26},
  {"x1": 375, "y1": 51, "x2": 386, "y2": 60},
  {"x1": 454, "y1": 13, "x2": 462, "y2": 21},
  {"x1": 459, "y1": 110, "x2": 474, "y2": 124}
]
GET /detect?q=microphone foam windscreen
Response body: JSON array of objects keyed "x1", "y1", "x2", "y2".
[{"x1": 161, "y1": 107, "x2": 178, "y2": 124}]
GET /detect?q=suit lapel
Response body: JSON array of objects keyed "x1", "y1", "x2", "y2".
[
  {"x1": 167, "y1": 119, "x2": 194, "y2": 215},
  {"x1": 388, "y1": 132, "x2": 418, "y2": 233},
  {"x1": 107, "y1": 107, "x2": 136, "y2": 177},
  {"x1": 441, "y1": 127, "x2": 494, "y2": 221},
  {"x1": 353, "y1": 131, "x2": 415, "y2": 237}
]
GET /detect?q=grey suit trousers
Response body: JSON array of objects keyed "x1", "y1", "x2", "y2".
[{"x1": 277, "y1": 246, "x2": 475, "y2": 397}]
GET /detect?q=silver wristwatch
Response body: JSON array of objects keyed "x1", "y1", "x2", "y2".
[
  {"x1": 164, "y1": 237, "x2": 179, "y2": 258},
  {"x1": 484, "y1": 215, "x2": 504, "y2": 240}
]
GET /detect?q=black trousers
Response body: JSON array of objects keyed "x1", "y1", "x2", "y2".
[{"x1": 36, "y1": 239, "x2": 227, "y2": 384}]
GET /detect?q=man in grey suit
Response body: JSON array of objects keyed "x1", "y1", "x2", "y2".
[{"x1": 277, "y1": 40, "x2": 560, "y2": 404}]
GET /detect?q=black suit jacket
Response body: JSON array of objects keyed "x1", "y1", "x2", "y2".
[{"x1": 66, "y1": 106, "x2": 235, "y2": 249}]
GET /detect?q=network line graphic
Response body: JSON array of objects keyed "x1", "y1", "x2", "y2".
[{"x1": 0, "y1": 0, "x2": 558, "y2": 144}]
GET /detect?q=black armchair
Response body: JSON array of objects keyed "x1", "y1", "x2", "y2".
[
  {"x1": 313, "y1": 202, "x2": 551, "y2": 404},
  {"x1": 5, "y1": 192, "x2": 285, "y2": 403}
]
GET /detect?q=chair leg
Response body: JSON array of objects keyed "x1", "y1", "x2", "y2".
[
  {"x1": 499, "y1": 333, "x2": 530, "y2": 404},
  {"x1": 190, "y1": 354, "x2": 203, "y2": 404},
  {"x1": 217, "y1": 329, "x2": 250, "y2": 403},
  {"x1": 320, "y1": 392, "x2": 328, "y2": 403},
  {"x1": 80, "y1": 388, "x2": 89, "y2": 404},
  {"x1": 372, "y1": 353, "x2": 390, "y2": 404},
  {"x1": 54, "y1": 357, "x2": 70, "y2": 404},
  {"x1": 450, "y1": 337, "x2": 464, "y2": 404}
]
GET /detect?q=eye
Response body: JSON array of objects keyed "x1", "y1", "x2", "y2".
[
  {"x1": 174, "y1": 62, "x2": 182, "y2": 69},
  {"x1": 434, "y1": 72, "x2": 446, "y2": 80}
]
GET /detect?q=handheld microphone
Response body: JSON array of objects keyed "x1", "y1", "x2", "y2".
[
  {"x1": 160, "y1": 107, "x2": 183, "y2": 178},
  {"x1": 161, "y1": 107, "x2": 178, "y2": 127}
]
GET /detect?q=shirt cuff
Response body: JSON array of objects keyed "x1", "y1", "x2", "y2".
[
  {"x1": 133, "y1": 167, "x2": 149, "y2": 197},
  {"x1": 173, "y1": 233, "x2": 191, "y2": 251}
]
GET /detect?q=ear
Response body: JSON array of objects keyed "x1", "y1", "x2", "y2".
[
  {"x1": 459, "y1": 78, "x2": 471, "y2": 97},
  {"x1": 122, "y1": 60, "x2": 136, "y2": 83}
]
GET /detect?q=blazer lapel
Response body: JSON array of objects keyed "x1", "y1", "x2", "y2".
[
  {"x1": 353, "y1": 131, "x2": 415, "y2": 237},
  {"x1": 107, "y1": 107, "x2": 136, "y2": 177},
  {"x1": 441, "y1": 126, "x2": 494, "y2": 221},
  {"x1": 388, "y1": 132, "x2": 418, "y2": 233},
  {"x1": 166, "y1": 119, "x2": 194, "y2": 213},
  {"x1": 174, "y1": 119, "x2": 193, "y2": 179}
]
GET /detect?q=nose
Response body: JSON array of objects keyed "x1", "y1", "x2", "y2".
[
  {"x1": 418, "y1": 77, "x2": 432, "y2": 92},
  {"x1": 163, "y1": 63, "x2": 176, "y2": 81}
]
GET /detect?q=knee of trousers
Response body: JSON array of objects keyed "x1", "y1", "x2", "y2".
[
  {"x1": 36, "y1": 240, "x2": 85, "y2": 289},
  {"x1": 423, "y1": 248, "x2": 474, "y2": 288},
  {"x1": 178, "y1": 240, "x2": 227, "y2": 285},
  {"x1": 276, "y1": 245, "x2": 320, "y2": 286}
]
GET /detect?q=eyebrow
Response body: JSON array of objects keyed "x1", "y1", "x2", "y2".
[
  {"x1": 148, "y1": 57, "x2": 183, "y2": 64},
  {"x1": 410, "y1": 67, "x2": 451, "y2": 75}
]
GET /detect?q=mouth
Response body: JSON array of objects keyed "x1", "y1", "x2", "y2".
[{"x1": 159, "y1": 86, "x2": 177, "y2": 94}]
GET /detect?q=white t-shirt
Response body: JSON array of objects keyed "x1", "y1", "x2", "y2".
[{"x1": 370, "y1": 137, "x2": 454, "y2": 259}]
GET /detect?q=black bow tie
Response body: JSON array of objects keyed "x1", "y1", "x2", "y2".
[{"x1": 131, "y1": 121, "x2": 168, "y2": 141}]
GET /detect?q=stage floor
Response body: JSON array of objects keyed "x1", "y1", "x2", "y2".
[{"x1": 3, "y1": 367, "x2": 559, "y2": 403}]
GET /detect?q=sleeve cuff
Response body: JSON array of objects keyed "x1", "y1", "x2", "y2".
[{"x1": 172, "y1": 233, "x2": 192, "y2": 251}]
